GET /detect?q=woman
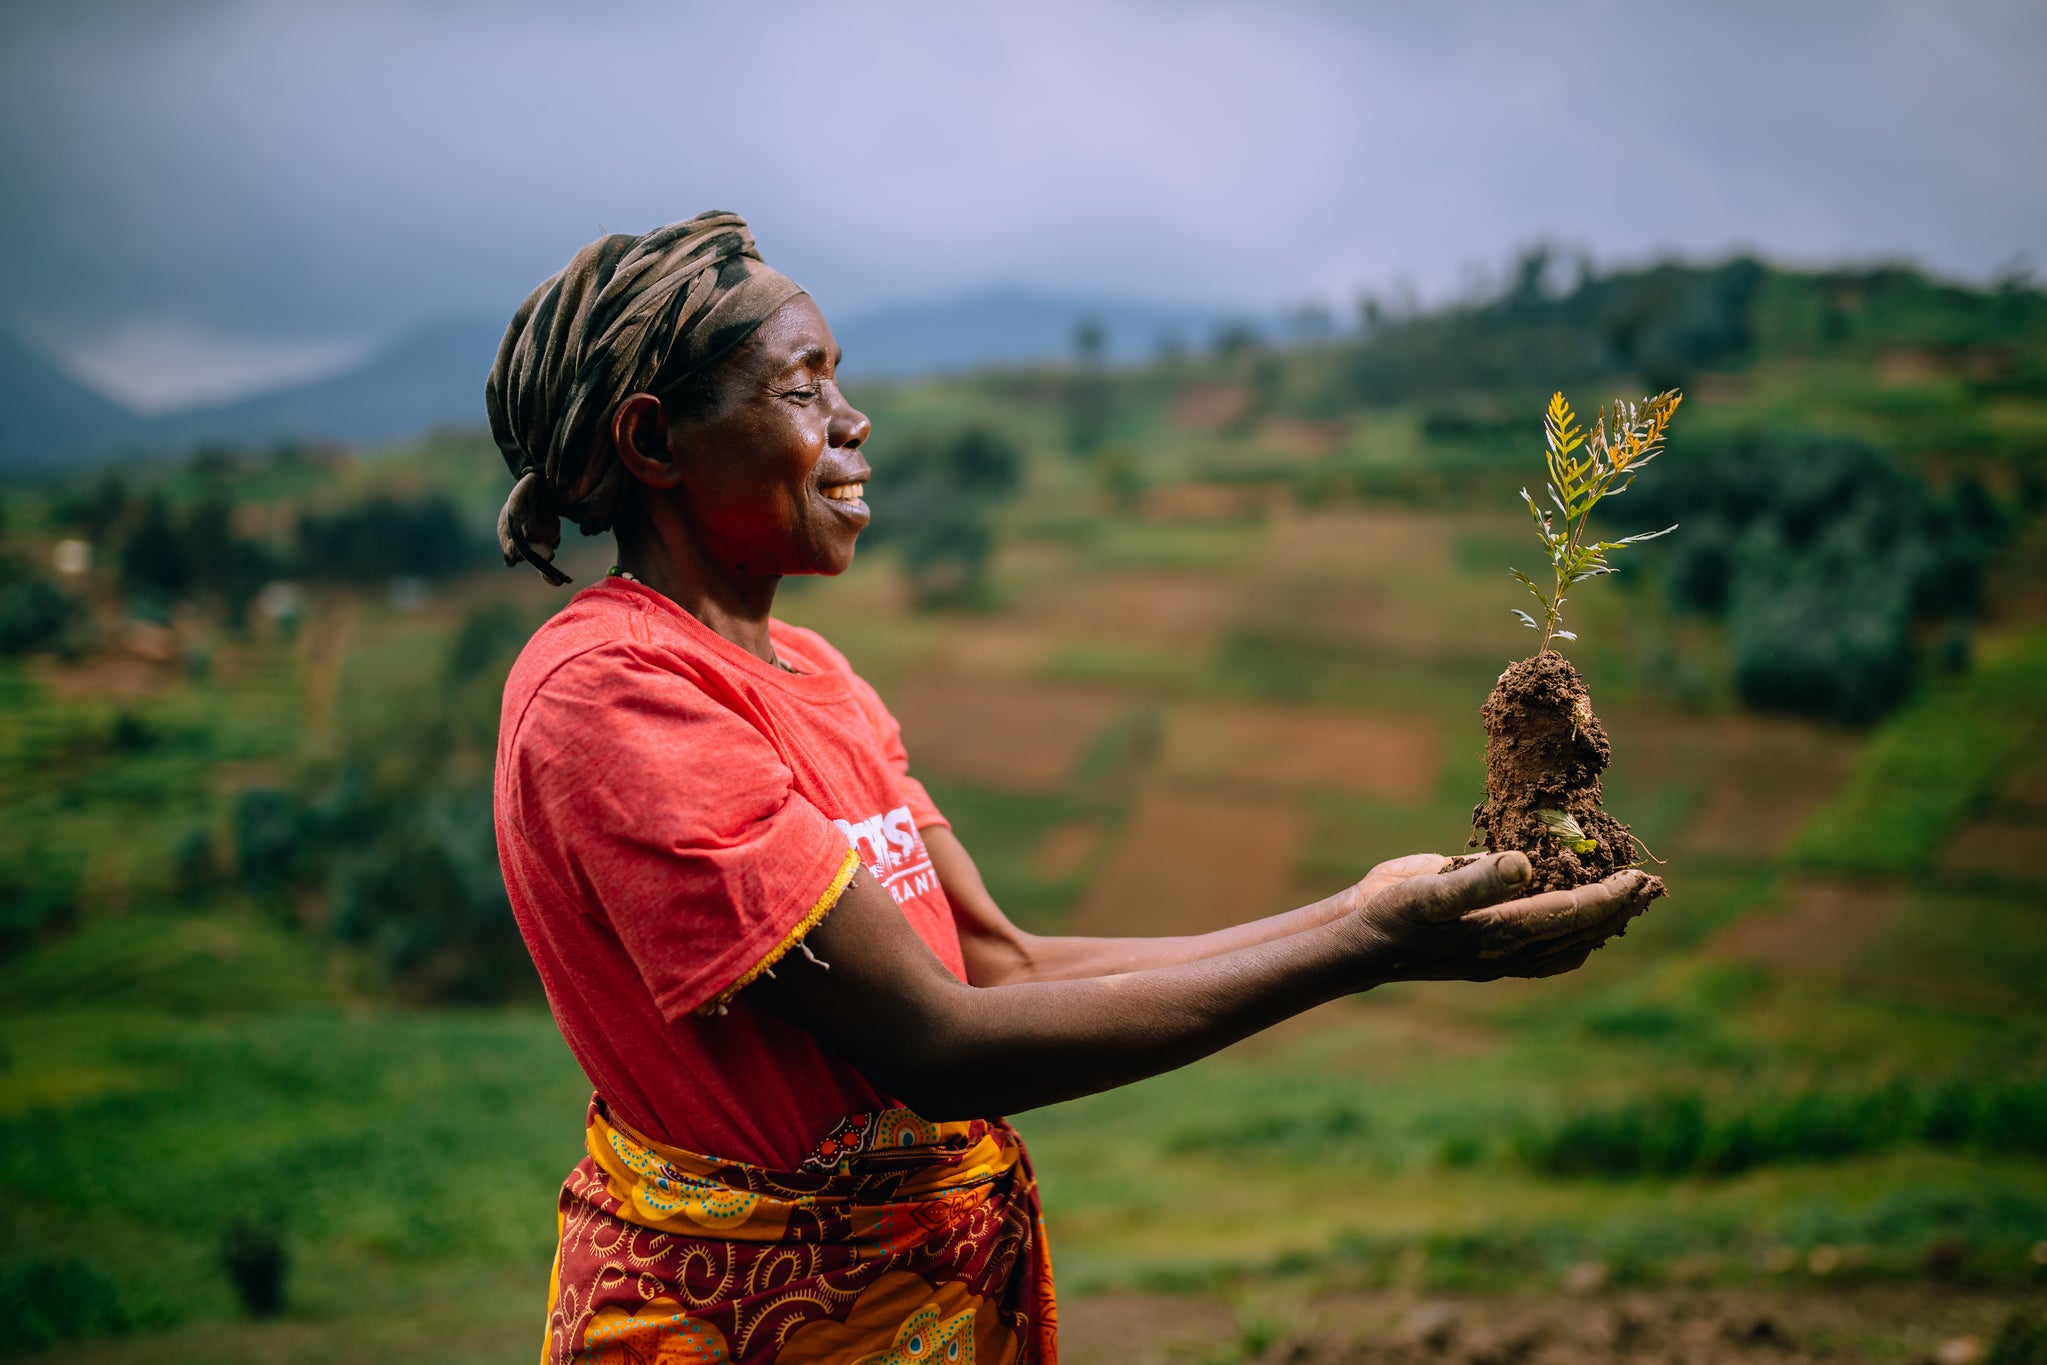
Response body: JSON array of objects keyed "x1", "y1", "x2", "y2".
[{"x1": 489, "y1": 212, "x2": 1654, "y2": 1365}]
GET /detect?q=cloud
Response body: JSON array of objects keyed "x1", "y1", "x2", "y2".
[{"x1": 2, "y1": 0, "x2": 2042, "y2": 403}]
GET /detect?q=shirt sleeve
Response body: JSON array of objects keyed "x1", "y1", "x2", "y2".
[
  {"x1": 504, "y1": 644, "x2": 859, "y2": 1020},
  {"x1": 843, "y1": 670, "x2": 949, "y2": 832}
]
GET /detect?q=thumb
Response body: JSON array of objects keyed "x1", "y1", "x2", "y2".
[{"x1": 1376, "y1": 851, "x2": 1532, "y2": 923}]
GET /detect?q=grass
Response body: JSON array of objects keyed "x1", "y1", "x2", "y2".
[
  {"x1": 0, "y1": 1009, "x2": 587, "y2": 1351},
  {"x1": 1794, "y1": 629, "x2": 2047, "y2": 873}
]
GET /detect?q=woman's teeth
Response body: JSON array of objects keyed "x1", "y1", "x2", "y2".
[{"x1": 823, "y1": 482, "x2": 865, "y2": 502}]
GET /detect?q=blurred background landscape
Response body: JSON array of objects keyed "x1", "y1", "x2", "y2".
[{"x1": 2, "y1": 3, "x2": 2044, "y2": 1361}]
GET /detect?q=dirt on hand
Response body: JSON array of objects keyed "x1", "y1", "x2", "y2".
[{"x1": 1467, "y1": 651, "x2": 1665, "y2": 901}]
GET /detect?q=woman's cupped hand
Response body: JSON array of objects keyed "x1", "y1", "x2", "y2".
[{"x1": 1345, "y1": 851, "x2": 1658, "y2": 984}]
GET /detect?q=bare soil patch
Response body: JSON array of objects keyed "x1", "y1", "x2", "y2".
[
  {"x1": 1938, "y1": 817, "x2": 2047, "y2": 885},
  {"x1": 1705, "y1": 876, "x2": 1903, "y2": 977},
  {"x1": 1060, "y1": 1286, "x2": 2046, "y2": 1365},
  {"x1": 1035, "y1": 572, "x2": 1233, "y2": 651},
  {"x1": 1998, "y1": 748, "x2": 2047, "y2": 810},
  {"x1": 299, "y1": 599, "x2": 356, "y2": 741},
  {"x1": 36, "y1": 653, "x2": 177, "y2": 702},
  {"x1": 1616, "y1": 712, "x2": 1858, "y2": 863},
  {"x1": 1171, "y1": 383, "x2": 1255, "y2": 430},
  {"x1": 1036, "y1": 819, "x2": 1103, "y2": 881},
  {"x1": 1160, "y1": 704, "x2": 1439, "y2": 801},
  {"x1": 1251, "y1": 416, "x2": 1345, "y2": 459},
  {"x1": 1071, "y1": 791, "x2": 1307, "y2": 937},
  {"x1": 893, "y1": 681, "x2": 1122, "y2": 795},
  {"x1": 1138, "y1": 482, "x2": 1277, "y2": 522},
  {"x1": 930, "y1": 619, "x2": 1055, "y2": 680}
]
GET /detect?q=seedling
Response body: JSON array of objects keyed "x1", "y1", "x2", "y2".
[
  {"x1": 1510, "y1": 390, "x2": 1682, "y2": 655},
  {"x1": 1465, "y1": 389, "x2": 1684, "y2": 898}
]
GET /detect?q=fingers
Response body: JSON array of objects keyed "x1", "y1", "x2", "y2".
[
  {"x1": 1467, "y1": 869, "x2": 1657, "y2": 957},
  {"x1": 1375, "y1": 850, "x2": 1533, "y2": 924},
  {"x1": 1518, "y1": 944, "x2": 1595, "y2": 979},
  {"x1": 1368, "y1": 853, "x2": 1451, "y2": 880}
]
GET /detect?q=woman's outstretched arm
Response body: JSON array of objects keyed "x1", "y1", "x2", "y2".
[
  {"x1": 748, "y1": 850, "x2": 1653, "y2": 1120},
  {"x1": 925, "y1": 824, "x2": 1476, "y2": 987}
]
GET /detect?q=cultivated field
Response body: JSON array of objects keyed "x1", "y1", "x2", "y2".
[{"x1": 4, "y1": 261, "x2": 2045, "y2": 1360}]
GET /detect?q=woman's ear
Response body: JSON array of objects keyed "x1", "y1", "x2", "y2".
[{"x1": 612, "y1": 393, "x2": 684, "y2": 489}]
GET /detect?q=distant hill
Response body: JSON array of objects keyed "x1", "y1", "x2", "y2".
[
  {"x1": 144, "y1": 319, "x2": 507, "y2": 454},
  {"x1": 0, "y1": 293, "x2": 1247, "y2": 474},
  {"x1": 0, "y1": 330, "x2": 147, "y2": 471}
]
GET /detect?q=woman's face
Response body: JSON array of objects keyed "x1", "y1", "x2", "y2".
[{"x1": 664, "y1": 295, "x2": 871, "y2": 577}]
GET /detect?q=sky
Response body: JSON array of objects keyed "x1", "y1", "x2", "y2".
[{"x1": 1, "y1": 0, "x2": 2042, "y2": 412}]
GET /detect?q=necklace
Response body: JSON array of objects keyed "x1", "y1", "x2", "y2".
[{"x1": 608, "y1": 567, "x2": 795, "y2": 672}]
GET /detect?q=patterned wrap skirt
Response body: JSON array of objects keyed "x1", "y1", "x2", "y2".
[{"x1": 543, "y1": 1098, "x2": 1058, "y2": 1365}]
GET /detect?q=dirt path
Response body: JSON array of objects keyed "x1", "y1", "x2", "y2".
[{"x1": 1060, "y1": 1286, "x2": 2047, "y2": 1365}]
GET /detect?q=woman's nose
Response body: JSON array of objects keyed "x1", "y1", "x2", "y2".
[{"x1": 831, "y1": 396, "x2": 870, "y2": 450}]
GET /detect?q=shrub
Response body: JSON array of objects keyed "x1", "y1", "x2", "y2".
[
  {"x1": 326, "y1": 782, "x2": 535, "y2": 1003},
  {"x1": 1631, "y1": 435, "x2": 2005, "y2": 722},
  {"x1": 1165, "y1": 1102, "x2": 1369, "y2": 1155},
  {"x1": 864, "y1": 426, "x2": 1022, "y2": 609},
  {"x1": 0, "y1": 852, "x2": 76, "y2": 962},
  {"x1": 0, "y1": 1256, "x2": 130, "y2": 1351},
  {"x1": 295, "y1": 494, "x2": 477, "y2": 582},
  {"x1": 234, "y1": 788, "x2": 302, "y2": 890},
  {"x1": 118, "y1": 494, "x2": 193, "y2": 600},
  {"x1": 1517, "y1": 1076, "x2": 2047, "y2": 1179},
  {"x1": 0, "y1": 574, "x2": 73, "y2": 655},
  {"x1": 1990, "y1": 1312, "x2": 2047, "y2": 1365},
  {"x1": 219, "y1": 1220, "x2": 288, "y2": 1318}
]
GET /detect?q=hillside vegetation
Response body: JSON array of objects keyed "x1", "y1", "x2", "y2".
[{"x1": 1, "y1": 257, "x2": 2044, "y2": 1361}]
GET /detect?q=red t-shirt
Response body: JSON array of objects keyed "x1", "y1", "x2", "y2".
[{"x1": 494, "y1": 577, "x2": 961, "y2": 1169}]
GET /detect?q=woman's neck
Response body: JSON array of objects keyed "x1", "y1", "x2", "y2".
[{"x1": 614, "y1": 521, "x2": 782, "y2": 666}]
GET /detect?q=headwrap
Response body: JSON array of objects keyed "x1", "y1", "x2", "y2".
[{"x1": 485, "y1": 211, "x2": 807, "y2": 584}]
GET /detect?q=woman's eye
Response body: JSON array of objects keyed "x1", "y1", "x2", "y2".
[{"x1": 786, "y1": 387, "x2": 819, "y2": 402}]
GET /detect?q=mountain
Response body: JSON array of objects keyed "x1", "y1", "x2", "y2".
[
  {"x1": 145, "y1": 319, "x2": 507, "y2": 453},
  {"x1": 0, "y1": 293, "x2": 1248, "y2": 474},
  {"x1": 0, "y1": 331, "x2": 148, "y2": 472}
]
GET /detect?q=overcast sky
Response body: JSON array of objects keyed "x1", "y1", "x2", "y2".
[{"x1": 2, "y1": 0, "x2": 2042, "y2": 410}]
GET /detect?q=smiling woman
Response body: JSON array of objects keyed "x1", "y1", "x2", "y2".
[{"x1": 484, "y1": 212, "x2": 1655, "y2": 1365}]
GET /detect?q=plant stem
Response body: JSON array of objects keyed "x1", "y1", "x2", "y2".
[{"x1": 1539, "y1": 504, "x2": 1588, "y2": 656}]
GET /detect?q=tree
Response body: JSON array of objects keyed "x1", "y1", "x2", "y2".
[{"x1": 865, "y1": 426, "x2": 1023, "y2": 609}]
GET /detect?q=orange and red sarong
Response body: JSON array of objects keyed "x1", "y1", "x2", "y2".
[{"x1": 543, "y1": 1099, "x2": 1058, "y2": 1365}]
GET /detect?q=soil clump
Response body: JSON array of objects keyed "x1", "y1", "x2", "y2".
[{"x1": 1468, "y1": 652, "x2": 1665, "y2": 899}]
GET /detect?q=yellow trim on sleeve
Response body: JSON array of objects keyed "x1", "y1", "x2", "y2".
[{"x1": 697, "y1": 847, "x2": 861, "y2": 1017}]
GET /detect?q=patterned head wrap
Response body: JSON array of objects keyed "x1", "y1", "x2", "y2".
[{"x1": 486, "y1": 211, "x2": 806, "y2": 584}]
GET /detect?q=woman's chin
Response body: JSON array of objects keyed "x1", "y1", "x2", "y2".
[{"x1": 795, "y1": 540, "x2": 860, "y2": 578}]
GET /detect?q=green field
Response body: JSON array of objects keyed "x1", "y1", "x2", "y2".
[{"x1": 3, "y1": 259, "x2": 2045, "y2": 1360}]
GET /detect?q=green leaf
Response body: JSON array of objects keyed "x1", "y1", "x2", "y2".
[
  {"x1": 1511, "y1": 609, "x2": 1540, "y2": 630},
  {"x1": 1600, "y1": 523, "x2": 1679, "y2": 548}
]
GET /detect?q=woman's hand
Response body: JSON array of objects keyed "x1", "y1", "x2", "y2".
[{"x1": 1347, "y1": 850, "x2": 1656, "y2": 984}]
